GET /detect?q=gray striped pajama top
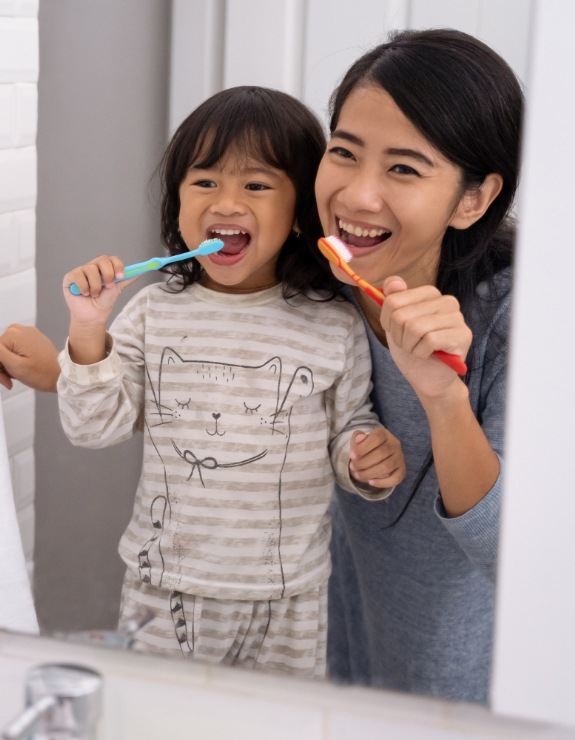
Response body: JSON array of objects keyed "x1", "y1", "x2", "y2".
[{"x1": 57, "y1": 281, "x2": 390, "y2": 602}]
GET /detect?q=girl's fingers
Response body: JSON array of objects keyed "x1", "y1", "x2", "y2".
[{"x1": 63, "y1": 256, "x2": 125, "y2": 296}]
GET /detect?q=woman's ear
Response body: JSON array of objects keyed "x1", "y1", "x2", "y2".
[{"x1": 449, "y1": 173, "x2": 504, "y2": 230}]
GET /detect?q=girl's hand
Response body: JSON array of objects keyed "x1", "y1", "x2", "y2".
[
  {"x1": 62, "y1": 256, "x2": 140, "y2": 365},
  {"x1": 380, "y1": 276, "x2": 472, "y2": 400},
  {"x1": 62, "y1": 255, "x2": 134, "y2": 327},
  {"x1": 349, "y1": 428, "x2": 406, "y2": 489}
]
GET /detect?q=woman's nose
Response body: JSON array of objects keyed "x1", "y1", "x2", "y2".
[{"x1": 341, "y1": 170, "x2": 383, "y2": 213}]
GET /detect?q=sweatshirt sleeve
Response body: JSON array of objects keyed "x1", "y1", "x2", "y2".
[
  {"x1": 434, "y1": 288, "x2": 510, "y2": 581},
  {"x1": 327, "y1": 309, "x2": 394, "y2": 502},
  {"x1": 57, "y1": 294, "x2": 146, "y2": 449}
]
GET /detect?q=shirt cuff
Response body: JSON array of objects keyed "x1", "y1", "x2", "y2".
[{"x1": 58, "y1": 334, "x2": 122, "y2": 386}]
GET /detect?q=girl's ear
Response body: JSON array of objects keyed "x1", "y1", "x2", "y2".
[{"x1": 449, "y1": 173, "x2": 503, "y2": 230}]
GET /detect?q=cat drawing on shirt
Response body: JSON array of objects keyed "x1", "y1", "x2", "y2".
[{"x1": 138, "y1": 347, "x2": 314, "y2": 596}]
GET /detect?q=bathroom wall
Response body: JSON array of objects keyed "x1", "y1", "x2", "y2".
[
  {"x1": 33, "y1": 0, "x2": 171, "y2": 631},
  {"x1": 0, "y1": 0, "x2": 38, "y2": 578}
]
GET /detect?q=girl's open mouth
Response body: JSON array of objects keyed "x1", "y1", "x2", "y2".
[{"x1": 207, "y1": 229, "x2": 251, "y2": 265}]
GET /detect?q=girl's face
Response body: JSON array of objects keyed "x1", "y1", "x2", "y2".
[
  {"x1": 315, "y1": 85, "x2": 466, "y2": 289},
  {"x1": 178, "y1": 148, "x2": 297, "y2": 293}
]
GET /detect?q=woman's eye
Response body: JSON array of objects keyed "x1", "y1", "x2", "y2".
[
  {"x1": 328, "y1": 145, "x2": 356, "y2": 161},
  {"x1": 390, "y1": 164, "x2": 419, "y2": 176}
]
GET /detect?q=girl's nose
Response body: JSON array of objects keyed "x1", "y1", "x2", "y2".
[{"x1": 210, "y1": 190, "x2": 246, "y2": 216}]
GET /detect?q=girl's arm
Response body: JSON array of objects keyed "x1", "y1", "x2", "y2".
[
  {"x1": 379, "y1": 276, "x2": 499, "y2": 518},
  {"x1": 327, "y1": 309, "x2": 401, "y2": 500},
  {"x1": 58, "y1": 256, "x2": 145, "y2": 448}
]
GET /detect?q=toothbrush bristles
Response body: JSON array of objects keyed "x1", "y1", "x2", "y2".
[{"x1": 324, "y1": 235, "x2": 353, "y2": 263}]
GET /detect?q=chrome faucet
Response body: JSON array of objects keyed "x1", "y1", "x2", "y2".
[{"x1": 1, "y1": 663, "x2": 103, "y2": 739}]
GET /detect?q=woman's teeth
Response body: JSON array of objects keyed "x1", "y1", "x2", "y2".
[{"x1": 338, "y1": 220, "x2": 387, "y2": 239}]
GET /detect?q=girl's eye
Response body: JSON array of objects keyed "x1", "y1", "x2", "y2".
[
  {"x1": 328, "y1": 145, "x2": 356, "y2": 161},
  {"x1": 246, "y1": 183, "x2": 269, "y2": 191},
  {"x1": 390, "y1": 163, "x2": 420, "y2": 176},
  {"x1": 194, "y1": 179, "x2": 216, "y2": 188}
]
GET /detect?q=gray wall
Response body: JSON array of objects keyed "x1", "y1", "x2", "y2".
[{"x1": 35, "y1": 1, "x2": 171, "y2": 631}]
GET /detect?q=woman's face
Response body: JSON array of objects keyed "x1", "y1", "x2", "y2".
[{"x1": 315, "y1": 84, "x2": 466, "y2": 289}]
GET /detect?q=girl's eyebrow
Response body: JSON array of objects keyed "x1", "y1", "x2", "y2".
[
  {"x1": 330, "y1": 129, "x2": 434, "y2": 167},
  {"x1": 190, "y1": 163, "x2": 281, "y2": 179}
]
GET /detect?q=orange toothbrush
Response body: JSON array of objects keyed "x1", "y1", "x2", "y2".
[{"x1": 318, "y1": 235, "x2": 468, "y2": 376}]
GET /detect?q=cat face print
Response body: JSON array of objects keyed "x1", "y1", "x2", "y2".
[{"x1": 147, "y1": 348, "x2": 313, "y2": 486}]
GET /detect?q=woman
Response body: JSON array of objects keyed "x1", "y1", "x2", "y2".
[{"x1": 314, "y1": 28, "x2": 523, "y2": 704}]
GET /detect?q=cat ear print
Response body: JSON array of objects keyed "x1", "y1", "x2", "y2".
[
  {"x1": 262, "y1": 357, "x2": 281, "y2": 375},
  {"x1": 161, "y1": 347, "x2": 186, "y2": 365}
]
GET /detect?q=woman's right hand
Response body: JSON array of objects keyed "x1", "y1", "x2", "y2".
[{"x1": 379, "y1": 276, "x2": 472, "y2": 403}]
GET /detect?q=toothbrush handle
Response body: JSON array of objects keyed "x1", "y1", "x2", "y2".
[
  {"x1": 68, "y1": 258, "x2": 161, "y2": 295},
  {"x1": 431, "y1": 350, "x2": 467, "y2": 375},
  {"x1": 121, "y1": 258, "x2": 161, "y2": 279},
  {"x1": 357, "y1": 280, "x2": 468, "y2": 375}
]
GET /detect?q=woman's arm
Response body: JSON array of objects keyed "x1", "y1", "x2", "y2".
[
  {"x1": 379, "y1": 276, "x2": 499, "y2": 517},
  {"x1": 0, "y1": 325, "x2": 60, "y2": 392}
]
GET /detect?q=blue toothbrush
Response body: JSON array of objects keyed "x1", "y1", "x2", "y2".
[{"x1": 69, "y1": 238, "x2": 225, "y2": 295}]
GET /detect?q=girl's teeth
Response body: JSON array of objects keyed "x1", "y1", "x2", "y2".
[
  {"x1": 212, "y1": 229, "x2": 246, "y2": 236},
  {"x1": 338, "y1": 220, "x2": 386, "y2": 239}
]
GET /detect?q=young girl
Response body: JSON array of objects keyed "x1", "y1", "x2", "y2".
[
  {"x1": 57, "y1": 86, "x2": 405, "y2": 677},
  {"x1": 315, "y1": 29, "x2": 523, "y2": 703}
]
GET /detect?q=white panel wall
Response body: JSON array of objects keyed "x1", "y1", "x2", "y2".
[
  {"x1": 491, "y1": 0, "x2": 575, "y2": 728},
  {"x1": 170, "y1": 0, "x2": 531, "y2": 133},
  {"x1": 0, "y1": 0, "x2": 38, "y2": 571}
]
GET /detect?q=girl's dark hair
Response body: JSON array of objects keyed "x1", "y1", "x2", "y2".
[
  {"x1": 159, "y1": 86, "x2": 340, "y2": 298},
  {"x1": 328, "y1": 28, "x2": 524, "y2": 310}
]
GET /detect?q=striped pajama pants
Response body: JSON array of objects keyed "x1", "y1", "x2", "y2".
[{"x1": 119, "y1": 569, "x2": 328, "y2": 678}]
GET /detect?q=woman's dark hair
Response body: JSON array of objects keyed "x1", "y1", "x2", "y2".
[
  {"x1": 159, "y1": 85, "x2": 340, "y2": 298},
  {"x1": 328, "y1": 28, "x2": 524, "y2": 310}
]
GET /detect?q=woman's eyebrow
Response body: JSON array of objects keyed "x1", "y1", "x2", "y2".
[
  {"x1": 387, "y1": 148, "x2": 434, "y2": 167},
  {"x1": 330, "y1": 129, "x2": 434, "y2": 167},
  {"x1": 330, "y1": 129, "x2": 363, "y2": 146}
]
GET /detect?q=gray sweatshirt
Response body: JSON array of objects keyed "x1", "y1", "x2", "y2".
[{"x1": 327, "y1": 267, "x2": 512, "y2": 705}]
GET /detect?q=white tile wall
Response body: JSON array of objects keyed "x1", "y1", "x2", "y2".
[{"x1": 0, "y1": 4, "x2": 37, "y2": 567}]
